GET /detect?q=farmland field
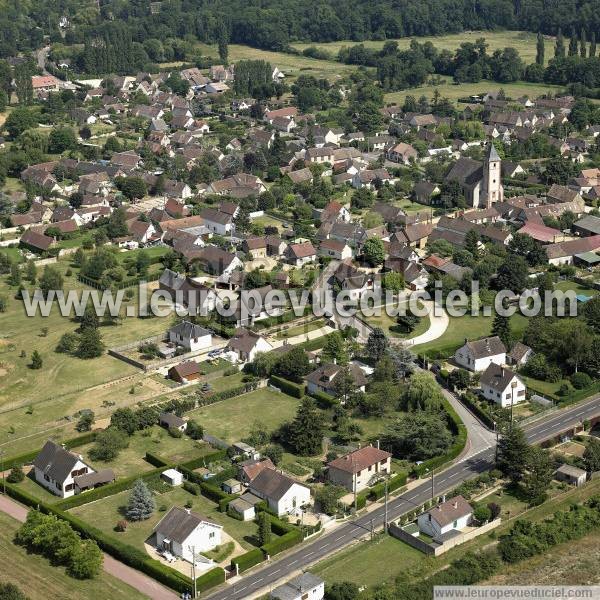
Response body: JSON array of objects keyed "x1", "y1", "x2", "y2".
[{"x1": 0, "y1": 511, "x2": 147, "y2": 600}]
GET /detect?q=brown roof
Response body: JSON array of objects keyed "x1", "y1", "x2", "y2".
[
  {"x1": 546, "y1": 235, "x2": 600, "y2": 260},
  {"x1": 20, "y1": 229, "x2": 54, "y2": 250},
  {"x1": 328, "y1": 446, "x2": 391, "y2": 474},
  {"x1": 427, "y1": 495, "x2": 472, "y2": 527},
  {"x1": 464, "y1": 336, "x2": 506, "y2": 359},
  {"x1": 288, "y1": 242, "x2": 316, "y2": 259},
  {"x1": 168, "y1": 361, "x2": 200, "y2": 379},
  {"x1": 239, "y1": 458, "x2": 275, "y2": 482}
]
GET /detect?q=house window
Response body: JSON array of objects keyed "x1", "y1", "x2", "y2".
[
  {"x1": 65, "y1": 483, "x2": 74, "y2": 492},
  {"x1": 44, "y1": 474, "x2": 50, "y2": 482},
  {"x1": 209, "y1": 532, "x2": 215, "y2": 539},
  {"x1": 453, "y1": 520, "x2": 458, "y2": 528}
]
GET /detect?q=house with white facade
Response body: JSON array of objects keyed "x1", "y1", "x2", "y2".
[
  {"x1": 167, "y1": 321, "x2": 212, "y2": 352},
  {"x1": 226, "y1": 328, "x2": 273, "y2": 363},
  {"x1": 318, "y1": 239, "x2": 352, "y2": 260},
  {"x1": 200, "y1": 207, "x2": 234, "y2": 235},
  {"x1": 248, "y1": 468, "x2": 311, "y2": 516},
  {"x1": 153, "y1": 507, "x2": 222, "y2": 560},
  {"x1": 286, "y1": 242, "x2": 317, "y2": 266},
  {"x1": 32, "y1": 440, "x2": 96, "y2": 498},
  {"x1": 417, "y1": 496, "x2": 473, "y2": 542},
  {"x1": 454, "y1": 336, "x2": 506, "y2": 372},
  {"x1": 271, "y1": 573, "x2": 325, "y2": 600},
  {"x1": 479, "y1": 363, "x2": 527, "y2": 408},
  {"x1": 327, "y1": 446, "x2": 392, "y2": 493}
]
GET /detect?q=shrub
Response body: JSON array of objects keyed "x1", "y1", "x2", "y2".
[
  {"x1": 268, "y1": 375, "x2": 305, "y2": 398},
  {"x1": 231, "y1": 548, "x2": 264, "y2": 573},
  {"x1": 6, "y1": 465, "x2": 25, "y2": 483},
  {"x1": 261, "y1": 529, "x2": 303, "y2": 557},
  {"x1": 570, "y1": 372, "x2": 592, "y2": 390},
  {"x1": 473, "y1": 505, "x2": 492, "y2": 523},
  {"x1": 168, "y1": 426, "x2": 183, "y2": 438},
  {"x1": 115, "y1": 520, "x2": 127, "y2": 532}
]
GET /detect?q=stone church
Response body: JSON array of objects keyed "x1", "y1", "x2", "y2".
[{"x1": 444, "y1": 144, "x2": 504, "y2": 208}]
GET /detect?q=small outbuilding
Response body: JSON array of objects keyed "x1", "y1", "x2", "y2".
[
  {"x1": 161, "y1": 469, "x2": 184, "y2": 487},
  {"x1": 168, "y1": 360, "x2": 201, "y2": 383},
  {"x1": 555, "y1": 464, "x2": 587, "y2": 487},
  {"x1": 222, "y1": 478, "x2": 242, "y2": 494}
]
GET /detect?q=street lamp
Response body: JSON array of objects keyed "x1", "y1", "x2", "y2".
[{"x1": 0, "y1": 450, "x2": 5, "y2": 495}]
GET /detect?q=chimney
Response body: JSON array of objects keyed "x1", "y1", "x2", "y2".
[
  {"x1": 376, "y1": 439, "x2": 380, "y2": 450},
  {"x1": 185, "y1": 508, "x2": 191, "y2": 514},
  {"x1": 453, "y1": 501, "x2": 458, "y2": 509},
  {"x1": 442, "y1": 494, "x2": 446, "y2": 503}
]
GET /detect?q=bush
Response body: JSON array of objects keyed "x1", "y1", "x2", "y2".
[
  {"x1": 368, "y1": 472, "x2": 408, "y2": 501},
  {"x1": 195, "y1": 568, "x2": 225, "y2": 593},
  {"x1": 115, "y1": 520, "x2": 127, "y2": 532},
  {"x1": 6, "y1": 465, "x2": 25, "y2": 483},
  {"x1": 168, "y1": 426, "x2": 183, "y2": 438},
  {"x1": 231, "y1": 548, "x2": 264, "y2": 573},
  {"x1": 570, "y1": 372, "x2": 593, "y2": 390},
  {"x1": 183, "y1": 481, "x2": 200, "y2": 495},
  {"x1": 473, "y1": 505, "x2": 492, "y2": 523},
  {"x1": 268, "y1": 375, "x2": 305, "y2": 398},
  {"x1": 310, "y1": 390, "x2": 338, "y2": 409},
  {"x1": 261, "y1": 529, "x2": 303, "y2": 557}
]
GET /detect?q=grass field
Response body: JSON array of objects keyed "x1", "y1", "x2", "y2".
[
  {"x1": 384, "y1": 80, "x2": 563, "y2": 106},
  {"x1": 74, "y1": 426, "x2": 216, "y2": 478},
  {"x1": 292, "y1": 30, "x2": 555, "y2": 66},
  {"x1": 276, "y1": 319, "x2": 326, "y2": 339},
  {"x1": 195, "y1": 43, "x2": 360, "y2": 81},
  {"x1": 188, "y1": 387, "x2": 300, "y2": 442},
  {"x1": 366, "y1": 311, "x2": 430, "y2": 340},
  {"x1": 0, "y1": 258, "x2": 174, "y2": 453},
  {"x1": 70, "y1": 486, "x2": 260, "y2": 551},
  {"x1": 412, "y1": 312, "x2": 528, "y2": 355},
  {"x1": 314, "y1": 477, "x2": 600, "y2": 590},
  {"x1": 0, "y1": 511, "x2": 147, "y2": 600}
]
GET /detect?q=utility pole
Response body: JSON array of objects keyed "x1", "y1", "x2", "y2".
[
  {"x1": 384, "y1": 478, "x2": 389, "y2": 534},
  {"x1": 0, "y1": 450, "x2": 4, "y2": 494},
  {"x1": 189, "y1": 545, "x2": 197, "y2": 599},
  {"x1": 494, "y1": 421, "x2": 499, "y2": 463},
  {"x1": 431, "y1": 467, "x2": 434, "y2": 503},
  {"x1": 510, "y1": 380, "x2": 517, "y2": 430},
  {"x1": 353, "y1": 472, "x2": 357, "y2": 512}
]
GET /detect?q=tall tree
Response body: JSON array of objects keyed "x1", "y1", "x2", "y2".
[
  {"x1": 535, "y1": 32, "x2": 544, "y2": 66},
  {"x1": 568, "y1": 28, "x2": 578, "y2": 56},
  {"x1": 555, "y1": 28, "x2": 565, "y2": 58},
  {"x1": 366, "y1": 328, "x2": 389, "y2": 362},
  {"x1": 286, "y1": 397, "x2": 324, "y2": 456},
  {"x1": 522, "y1": 446, "x2": 553, "y2": 501},
  {"x1": 491, "y1": 313, "x2": 511, "y2": 349},
  {"x1": 257, "y1": 511, "x2": 272, "y2": 545},
  {"x1": 497, "y1": 425, "x2": 529, "y2": 483},
  {"x1": 580, "y1": 29, "x2": 587, "y2": 58},
  {"x1": 13, "y1": 63, "x2": 33, "y2": 105},
  {"x1": 126, "y1": 480, "x2": 155, "y2": 521},
  {"x1": 590, "y1": 32, "x2": 597, "y2": 58}
]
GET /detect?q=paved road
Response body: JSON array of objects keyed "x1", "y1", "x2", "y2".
[{"x1": 206, "y1": 394, "x2": 600, "y2": 600}]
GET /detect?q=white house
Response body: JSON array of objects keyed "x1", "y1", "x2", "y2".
[
  {"x1": 327, "y1": 446, "x2": 392, "y2": 493},
  {"x1": 167, "y1": 320, "x2": 212, "y2": 352},
  {"x1": 286, "y1": 242, "x2": 317, "y2": 267},
  {"x1": 159, "y1": 412, "x2": 188, "y2": 432},
  {"x1": 305, "y1": 363, "x2": 367, "y2": 397},
  {"x1": 226, "y1": 328, "x2": 273, "y2": 363},
  {"x1": 249, "y1": 468, "x2": 311, "y2": 516},
  {"x1": 454, "y1": 336, "x2": 506, "y2": 372},
  {"x1": 479, "y1": 363, "x2": 527, "y2": 408},
  {"x1": 417, "y1": 495, "x2": 473, "y2": 542},
  {"x1": 153, "y1": 507, "x2": 222, "y2": 560},
  {"x1": 319, "y1": 239, "x2": 352, "y2": 260},
  {"x1": 200, "y1": 207, "x2": 234, "y2": 236},
  {"x1": 271, "y1": 573, "x2": 325, "y2": 600},
  {"x1": 161, "y1": 468, "x2": 184, "y2": 487},
  {"x1": 32, "y1": 440, "x2": 96, "y2": 498}
]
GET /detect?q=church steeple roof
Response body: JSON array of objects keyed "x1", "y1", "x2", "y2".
[{"x1": 486, "y1": 143, "x2": 501, "y2": 162}]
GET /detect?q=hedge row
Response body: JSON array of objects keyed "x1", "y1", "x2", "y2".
[
  {"x1": 355, "y1": 492, "x2": 368, "y2": 510},
  {"x1": 53, "y1": 465, "x2": 173, "y2": 511},
  {"x1": 368, "y1": 471, "x2": 408, "y2": 501},
  {"x1": 261, "y1": 529, "x2": 303, "y2": 557},
  {"x1": 197, "y1": 383, "x2": 255, "y2": 407},
  {"x1": 4, "y1": 483, "x2": 197, "y2": 595},
  {"x1": 413, "y1": 394, "x2": 467, "y2": 477},
  {"x1": 179, "y1": 449, "x2": 228, "y2": 471},
  {"x1": 197, "y1": 482, "x2": 239, "y2": 512},
  {"x1": 144, "y1": 451, "x2": 171, "y2": 467},
  {"x1": 3, "y1": 431, "x2": 97, "y2": 470},
  {"x1": 296, "y1": 332, "x2": 334, "y2": 352},
  {"x1": 269, "y1": 375, "x2": 305, "y2": 398},
  {"x1": 231, "y1": 548, "x2": 264, "y2": 573},
  {"x1": 207, "y1": 465, "x2": 238, "y2": 485},
  {"x1": 460, "y1": 392, "x2": 496, "y2": 429},
  {"x1": 195, "y1": 567, "x2": 226, "y2": 593},
  {"x1": 310, "y1": 390, "x2": 338, "y2": 409}
]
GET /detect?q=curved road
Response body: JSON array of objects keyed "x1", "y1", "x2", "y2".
[{"x1": 207, "y1": 394, "x2": 600, "y2": 600}]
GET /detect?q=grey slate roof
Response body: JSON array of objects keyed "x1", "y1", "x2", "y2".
[
  {"x1": 152, "y1": 507, "x2": 220, "y2": 544},
  {"x1": 169, "y1": 320, "x2": 211, "y2": 339},
  {"x1": 33, "y1": 440, "x2": 83, "y2": 482},
  {"x1": 479, "y1": 363, "x2": 518, "y2": 392},
  {"x1": 271, "y1": 573, "x2": 324, "y2": 600},
  {"x1": 74, "y1": 469, "x2": 115, "y2": 489},
  {"x1": 249, "y1": 468, "x2": 301, "y2": 502},
  {"x1": 465, "y1": 336, "x2": 506, "y2": 359},
  {"x1": 159, "y1": 412, "x2": 186, "y2": 428}
]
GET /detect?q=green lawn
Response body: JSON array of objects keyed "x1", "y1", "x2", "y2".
[
  {"x1": 188, "y1": 388, "x2": 300, "y2": 442},
  {"x1": 366, "y1": 311, "x2": 430, "y2": 340},
  {"x1": 75, "y1": 425, "x2": 216, "y2": 478},
  {"x1": 276, "y1": 319, "x2": 326, "y2": 339},
  {"x1": 555, "y1": 280, "x2": 597, "y2": 296},
  {"x1": 413, "y1": 312, "x2": 528, "y2": 356},
  {"x1": 12, "y1": 471, "x2": 66, "y2": 504},
  {"x1": 70, "y1": 485, "x2": 260, "y2": 551},
  {"x1": 0, "y1": 511, "x2": 147, "y2": 600},
  {"x1": 0, "y1": 257, "x2": 173, "y2": 452}
]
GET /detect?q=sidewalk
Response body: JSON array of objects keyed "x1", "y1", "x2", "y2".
[{"x1": 0, "y1": 493, "x2": 179, "y2": 600}]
